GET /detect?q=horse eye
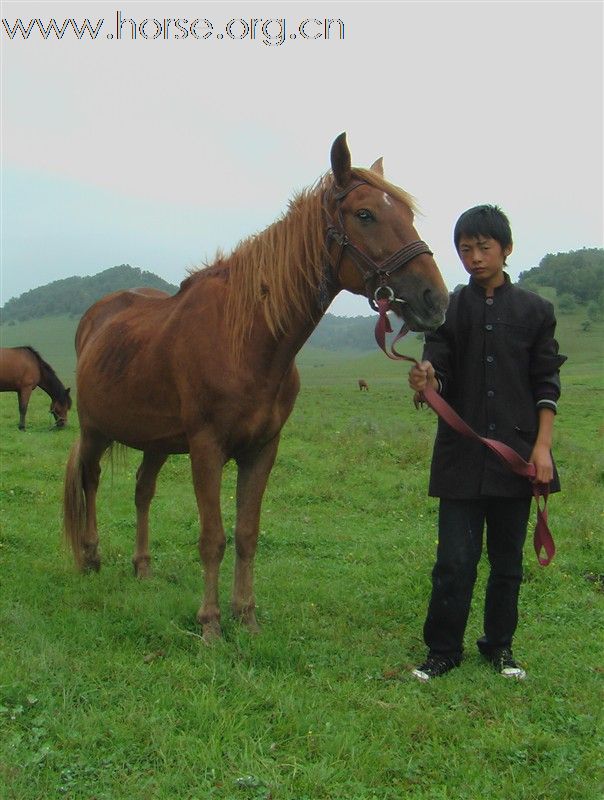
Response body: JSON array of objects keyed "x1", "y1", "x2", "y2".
[{"x1": 356, "y1": 209, "x2": 374, "y2": 222}]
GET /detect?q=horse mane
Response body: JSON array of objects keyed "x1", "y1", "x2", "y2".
[
  {"x1": 187, "y1": 167, "x2": 417, "y2": 356},
  {"x1": 22, "y1": 346, "x2": 71, "y2": 405}
]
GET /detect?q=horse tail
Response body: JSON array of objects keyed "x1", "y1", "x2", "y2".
[{"x1": 63, "y1": 438, "x2": 86, "y2": 569}]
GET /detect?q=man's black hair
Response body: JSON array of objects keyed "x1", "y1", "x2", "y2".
[{"x1": 453, "y1": 205, "x2": 513, "y2": 253}]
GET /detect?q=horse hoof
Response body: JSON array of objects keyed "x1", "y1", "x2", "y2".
[
  {"x1": 232, "y1": 605, "x2": 260, "y2": 633},
  {"x1": 133, "y1": 556, "x2": 152, "y2": 578},
  {"x1": 81, "y1": 543, "x2": 101, "y2": 573},
  {"x1": 244, "y1": 616, "x2": 261, "y2": 635},
  {"x1": 18, "y1": 425, "x2": 25, "y2": 431},
  {"x1": 201, "y1": 620, "x2": 222, "y2": 644}
]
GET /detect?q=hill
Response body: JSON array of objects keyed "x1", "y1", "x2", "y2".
[
  {"x1": 518, "y1": 247, "x2": 604, "y2": 316},
  {"x1": 1, "y1": 265, "x2": 178, "y2": 323},
  {"x1": 307, "y1": 313, "x2": 380, "y2": 351}
]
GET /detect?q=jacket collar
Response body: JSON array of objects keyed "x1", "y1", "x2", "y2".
[{"x1": 468, "y1": 271, "x2": 511, "y2": 297}]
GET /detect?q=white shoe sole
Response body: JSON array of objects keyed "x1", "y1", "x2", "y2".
[{"x1": 501, "y1": 667, "x2": 526, "y2": 680}]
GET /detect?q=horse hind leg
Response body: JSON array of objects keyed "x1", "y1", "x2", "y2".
[
  {"x1": 133, "y1": 450, "x2": 168, "y2": 578},
  {"x1": 64, "y1": 430, "x2": 110, "y2": 572},
  {"x1": 232, "y1": 436, "x2": 280, "y2": 633}
]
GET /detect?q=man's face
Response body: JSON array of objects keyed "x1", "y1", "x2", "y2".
[{"x1": 457, "y1": 235, "x2": 512, "y2": 291}]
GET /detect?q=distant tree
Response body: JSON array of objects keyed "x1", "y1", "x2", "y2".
[
  {"x1": 519, "y1": 278, "x2": 542, "y2": 295},
  {"x1": 557, "y1": 293, "x2": 576, "y2": 313},
  {"x1": 517, "y1": 248, "x2": 604, "y2": 305},
  {"x1": 587, "y1": 297, "x2": 603, "y2": 322}
]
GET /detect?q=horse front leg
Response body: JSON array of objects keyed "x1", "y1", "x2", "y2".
[
  {"x1": 232, "y1": 435, "x2": 280, "y2": 632},
  {"x1": 189, "y1": 434, "x2": 227, "y2": 641},
  {"x1": 133, "y1": 450, "x2": 168, "y2": 578},
  {"x1": 17, "y1": 386, "x2": 33, "y2": 430}
]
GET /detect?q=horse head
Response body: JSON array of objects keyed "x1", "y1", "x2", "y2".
[
  {"x1": 326, "y1": 133, "x2": 449, "y2": 332},
  {"x1": 51, "y1": 387, "x2": 72, "y2": 428}
]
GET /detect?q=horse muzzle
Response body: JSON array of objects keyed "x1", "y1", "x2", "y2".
[{"x1": 373, "y1": 283, "x2": 447, "y2": 332}]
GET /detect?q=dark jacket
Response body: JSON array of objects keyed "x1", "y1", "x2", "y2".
[{"x1": 424, "y1": 275, "x2": 566, "y2": 498}]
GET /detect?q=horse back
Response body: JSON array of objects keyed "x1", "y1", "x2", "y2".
[{"x1": 75, "y1": 288, "x2": 171, "y2": 355}]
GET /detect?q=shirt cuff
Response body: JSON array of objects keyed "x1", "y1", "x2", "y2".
[{"x1": 536, "y1": 399, "x2": 558, "y2": 414}]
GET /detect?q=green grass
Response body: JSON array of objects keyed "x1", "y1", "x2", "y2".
[{"x1": 0, "y1": 307, "x2": 603, "y2": 799}]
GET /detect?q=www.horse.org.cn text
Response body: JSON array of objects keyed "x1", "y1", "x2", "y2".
[{"x1": 2, "y1": 13, "x2": 346, "y2": 47}]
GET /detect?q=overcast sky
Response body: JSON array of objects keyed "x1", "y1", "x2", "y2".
[{"x1": 1, "y1": 1, "x2": 602, "y2": 315}]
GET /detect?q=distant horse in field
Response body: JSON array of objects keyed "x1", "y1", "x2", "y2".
[
  {"x1": 0, "y1": 346, "x2": 72, "y2": 430},
  {"x1": 358, "y1": 379, "x2": 369, "y2": 391},
  {"x1": 63, "y1": 133, "x2": 449, "y2": 639}
]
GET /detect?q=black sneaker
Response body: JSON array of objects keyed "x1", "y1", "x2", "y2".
[
  {"x1": 484, "y1": 647, "x2": 526, "y2": 680},
  {"x1": 411, "y1": 653, "x2": 461, "y2": 682}
]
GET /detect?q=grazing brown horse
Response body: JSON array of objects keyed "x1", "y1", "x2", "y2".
[
  {"x1": 358, "y1": 379, "x2": 369, "y2": 391},
  {"x1": 64, "y1": 133, "x2": 449, "y2": 639},
  {"x1": 0, "y1": 346, "x2": 72, "y2": 430}
]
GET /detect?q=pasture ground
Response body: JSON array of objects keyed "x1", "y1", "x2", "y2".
[{"x1": 0, "y1": 308, "x2": 602, "y2": 799}]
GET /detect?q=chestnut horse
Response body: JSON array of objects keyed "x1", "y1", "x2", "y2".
[
  {"x1": 63, "y1": 133, "x2": 449, "y2": 639},
  {"x1": 0, "y1": 346, "x2": 72, "y2": 430}
]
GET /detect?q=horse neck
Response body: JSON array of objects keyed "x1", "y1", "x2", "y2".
[
  {"x1": 274, "y1": 281, "x2": 338, "y2": 360},
  {"x1": 222, "y1": 181, "x2": 337, "y2": 355},
  {"x1": 36, "y1": 359, "x2": 65, "y2": 401}
]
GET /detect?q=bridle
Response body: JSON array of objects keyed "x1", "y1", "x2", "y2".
[
  {"x1": 50, "y1": 405, "x2": 68, "y2": 427},
  {"x1": 324, "y1": 180, "x2": 433, "y2": 311}
]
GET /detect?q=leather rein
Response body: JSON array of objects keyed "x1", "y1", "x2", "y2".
[{"x1": 374, "y1": 298, "x2": 555, "y2": 567}]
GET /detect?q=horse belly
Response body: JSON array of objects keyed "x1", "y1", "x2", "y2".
[
  {"x1": 77, "y1": 368, "x2": 186, "y2": 448},
  {"x1": 75, "y1": 305, "x2": 185, "y2": 448}
]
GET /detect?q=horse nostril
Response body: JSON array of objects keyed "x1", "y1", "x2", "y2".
[{"x1": 423, "y1": 288, "x2": 436, "y2": 311}]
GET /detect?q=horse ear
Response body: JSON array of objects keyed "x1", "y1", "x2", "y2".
[
  {"x1": 330, "y1": 132, "x2": 352, "y2": 188},
  {"x1": 370, "y1": 157, "x2": 384, "y2": 177}
]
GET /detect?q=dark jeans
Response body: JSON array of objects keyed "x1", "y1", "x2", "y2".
[{"x1": 423, "y1": 497, "x2": 531, "y2": 658}]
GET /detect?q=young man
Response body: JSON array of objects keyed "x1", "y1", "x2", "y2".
[{"x1": 408, "y1": 205, "x2": 566, "y2": 681}]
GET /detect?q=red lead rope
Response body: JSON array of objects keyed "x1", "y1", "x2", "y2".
[{"x1": 374, "y1": 298, "x2": 555, "y2": 566}]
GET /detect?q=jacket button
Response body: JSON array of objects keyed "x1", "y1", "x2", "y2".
[
  {"x1": 485, "y1": 324, "x2": 493, "y2": 331},
  {"x1": 488, "y1": 423, "x2": 496, "y2": 431},
  {"x1": 486, "y1": 355, "x2": 494, "y2": 363},
  {"x1": 486, "y1": 298, "x2": 494, "y2": 305},
  {"x1": 487, "y1": 390, "x2": 495, "y2": 397}
]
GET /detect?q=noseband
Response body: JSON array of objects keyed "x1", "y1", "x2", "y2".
[
  {"x1": 325, "y1": 180, "x2": 433, "y2": 311},
  {"x1": 50, "y1": 410, "x2": 67, "y2": 427}
]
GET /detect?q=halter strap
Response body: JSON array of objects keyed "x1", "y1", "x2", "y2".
[
  {"x1": 324, "y1": 182, "x2": 433, "y2": 309},
  {"x1": 331, "y1": 180, "x2": 370, "y2": 202}
]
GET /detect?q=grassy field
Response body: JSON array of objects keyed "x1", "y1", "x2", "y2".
[{"x1": 0, "y1": 306, "x2": 602, "y2": 799}]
